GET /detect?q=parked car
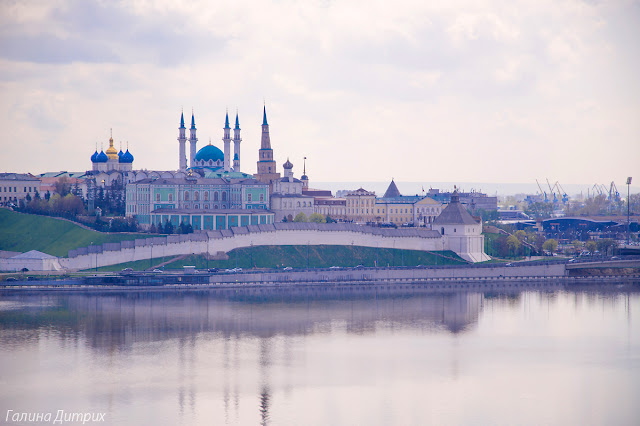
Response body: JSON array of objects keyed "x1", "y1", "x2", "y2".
[
  {"x1": 354, "y1": 265, "x2": 364, "y2": 269},
  {"x1": 283, "y1": 267, "x2": 293, "y2": 271},
  {"x1": 329, "y1": 266, "x2": 340, "y2": 269},
  {"x1": 208, "y1": 268, "x2": 219, "y2": 273}
]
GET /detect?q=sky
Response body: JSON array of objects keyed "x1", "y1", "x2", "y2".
[{"x1": 0, "y1": 0, "x2": 639, "y2": 188}]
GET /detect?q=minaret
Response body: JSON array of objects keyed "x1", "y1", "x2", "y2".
[
  {"x1": 233, "y1": 111, "x2": 241, "y2": 171},
  {"x1": 255, "y1": 105, "x2": 280, "y2": 185},
  {"x1": 189, "y1": 111, "x2": 197, "y2": 168},
  {"x1": 223, "y1": 111, "x2": 231, "y2": 172},
  {"x1": 178, "y1": 111, "x2": 187, "y2": 171}
]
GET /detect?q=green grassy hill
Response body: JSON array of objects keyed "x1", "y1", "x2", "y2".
[
  {"x1": 0, "y1": 209, "x2": 150, "y2": 257},
  {"x1": 94, "y1": 245, "x2": 466, "y2": 272}
]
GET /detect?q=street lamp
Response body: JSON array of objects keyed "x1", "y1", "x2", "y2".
[
  {"x1": 627, "y1": 177, "x2": 633, "y2": 245},
  {"x1": 150, "y1": 242, "x2": 153, "y2": 270},
  {"x1": 90, "y1": 241, "x2": 96, "y2": 272}
]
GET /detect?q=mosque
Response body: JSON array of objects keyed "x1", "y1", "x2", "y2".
[{"x1": 122, "y1": 106, "x2": 314, "y2": 229}]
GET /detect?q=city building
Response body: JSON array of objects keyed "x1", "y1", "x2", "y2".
[
  {"x1": 270, "y1": 158, "x2": 315, "y2": 221},
  {"x1": 345, "y1": 188, "x2": 377, "y2": 223},
  {"x1": 125, "y1": 176, "x2": 271, "y2": 229},
  {"x1": 0, "y1": 173, "x2": 41, "y2": 205},
  {"x1": 427, "y1": 188, "x2": 497, "y2": 212},
  {"x1": 314, "y1": 197, "x2": 347, "y2": 220},
  {"x1": 373, "y1": 180, "x2": 443, "y2": 226}
]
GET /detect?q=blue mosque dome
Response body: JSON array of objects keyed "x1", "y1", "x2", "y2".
[
  {"x1": 96, "y1": 151, "x2": 109, "y2": 163},
  {"x1": 195, "y1": 144, "x2": 224, "y2": 163},
  {"x1": 118, "y1": 149, "x2": 124, "y2": 158},
  {"x1": 120, "y1": 149, "x2": 134, "y2": 163},
  {"x1": 90, "y1": 150, "x2": 99, "y2": 163}
]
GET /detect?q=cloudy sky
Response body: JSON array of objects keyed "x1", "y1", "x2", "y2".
[{"x1": 0, "y1": 0, "x2": 638, "y2": 187}]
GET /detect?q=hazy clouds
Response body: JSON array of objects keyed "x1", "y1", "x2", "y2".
[{"x1": 0, "y1": 0, "x2": 638, "y2": 185}]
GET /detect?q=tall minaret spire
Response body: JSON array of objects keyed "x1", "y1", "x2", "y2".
[
  {"x1": 189, "y1": 109, "x2": 197, "y2": 168},
  {"x1": 178, "y1": 110, "x2": 187, "y2": 171},
  {"x1": 255, "y1": 104, "x2": 280, "y2": 186},
  {"x1": 233, "y1": 110, "x2": 241, "y2": 171},
  {"x1": 223, "y1": 110, "x2": 231, "y2": 172}
]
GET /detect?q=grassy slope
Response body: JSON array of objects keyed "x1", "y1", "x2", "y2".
[
  {"x1": 94, "y1": 245, "x2": 466, "y2": 272},
  {"x1": 0, "y1": 209, "x2": 150, "y2": 257}
]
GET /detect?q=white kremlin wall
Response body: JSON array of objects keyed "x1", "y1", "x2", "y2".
[{"x1": 57, "y1": 223, "x2": 489, "y2": 271}]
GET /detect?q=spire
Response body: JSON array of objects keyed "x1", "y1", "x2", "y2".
[
  {"x1": 262, "y1": 105, "x2": 268, "y2": 126},
  {"x1": 190, "y1": 110, "x2": 196, "y2": 129},
  {"x1": 224, "y1": 110, "x2": 230, "y2": 129},
  {"x1": 180, "y1": 111, "x2": 185, "y2": 129},
  {"x1": 235, "y1": 111, "x2": 240, "y2": 130}
]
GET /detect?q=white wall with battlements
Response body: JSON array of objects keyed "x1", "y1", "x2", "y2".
[{"x1": 51, "y1": 224, "x2": 489, "y2": 270}]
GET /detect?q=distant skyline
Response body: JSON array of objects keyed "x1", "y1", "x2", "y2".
[{"x1": 0, "y1": 0, "x2": 639, "y2": 186}]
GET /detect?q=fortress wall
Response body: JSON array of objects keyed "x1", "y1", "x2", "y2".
[{"x1": 57, "y1": 227, "x2": 487, "y2": 270}]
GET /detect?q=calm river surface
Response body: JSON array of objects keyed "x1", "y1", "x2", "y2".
[{"x1": 0, "y1": 285, "x2": 639, "y2": 425}]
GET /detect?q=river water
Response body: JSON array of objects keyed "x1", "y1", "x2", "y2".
[{"x1": 0, "y1": 285, "x2": 638, "y2": 425}]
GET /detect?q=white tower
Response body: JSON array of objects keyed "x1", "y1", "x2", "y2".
[
  {"x1": 223, "y1": 111, "x2": 231, "y2": 172},
  {"x1": 189, "y1": 111, "x2": 197, "y2": 168},
  {"x1": 233, "y1": 112, "x2": 241, "y2": 171},
  {"x1": 178, "y1": 111, "x2": 187, "y2": 171}
]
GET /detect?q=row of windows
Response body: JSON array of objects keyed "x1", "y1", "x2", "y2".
[
  {"x1": 281, "y1": 200, "x2": 312, "y2": 208},
  {"x1": 246, "y1": 194, "x2": 265, "y2": 202},
  {"x1": 1, "y1": 186, "x2": 35, "y2": 193}
]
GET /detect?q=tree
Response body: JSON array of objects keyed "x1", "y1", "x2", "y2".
[
  {"x1": 596, "y1": 239, "x2": 616, "y2": 256},
  {"x1": 44, "y1": 190, "x2": 51, "y2": 201},
  {"x1": 149, "y1": 223, "x2": 158, "y2": 234},
  {"x1": 309, "y1": 213, "x2": 326, "y2": 223},
  {"x1": 571, "y1": 240, "x2": 583, "y2": 253},
  {"x1": 542, "y1": 239, "x2": 558, "y2": 254},
  {"x1": 507, "y1": 234, "x2": 521, "y2": 256},
  {"x1": 525, "y1": 202, "x2": 553, "y2": 219},
  {"x1": 325, "y1": 215, "x2": 336, "y2": 223},
  {"x1": 34, "y1": 189, "x2": 40, "y2": 200},
  {"x1": 179, "y1": 222, "x2": 194, "y2": 234},
  {"x1": 163, "y1": 220, "x2": 174, "y2": 235},
  {"x1": 293, "y1": 212, "x2": 308, "y2": 222},
  {"x1": 54, "y1": 176, "x2": 72, "y2": 197},
  {"x1": 585, "y1": 240, "x2": 597, "y2": 254}
]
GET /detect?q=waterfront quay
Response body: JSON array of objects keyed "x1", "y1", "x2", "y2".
[{"x1": 2, "y1": 259, "x2": 639, "y2": 292}]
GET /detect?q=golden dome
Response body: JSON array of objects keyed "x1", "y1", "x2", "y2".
[{"x1": 105, "y1": 136, "x2": 118, "y2": 160}]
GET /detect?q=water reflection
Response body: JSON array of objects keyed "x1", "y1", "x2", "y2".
[{"x1": 0, "y1": 285, "x2": 638, "y2": 425}]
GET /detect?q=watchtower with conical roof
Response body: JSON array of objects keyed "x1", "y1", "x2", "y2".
[{"x1": 255, "y1": 105, "x2": 280, "y2": 187}]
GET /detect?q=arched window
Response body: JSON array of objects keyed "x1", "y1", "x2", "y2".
[
  {"x1": 214, "y1": 192, "x2": 219, "y2": 201},
  {"x1": 204, "y1": 192, "x2": 209, "y2": 201},
  {"x1": 260, "y1": 194, "x2": 264, "y2": 202},
  {"x1": 195, "y1": 192, "x2": 199, "y2": 201},
  {"x1": 156, "y1": 194, "x2": 160, "y2": 202},
  {"x1": 184, "y1": 191, "x2": 189, "y2": 201},
  {"x1": 222, "y1": 192, "x2": 227, "y2": 201},
  {"x1": 248, "y1": 194, "x2": 252, "y2": 202},
  {"x1": 297, "y1": 201, "x2": 301, "y2": 207},
  {"x1": 441, "y1": 227, "x2": 445, "y2": 235},
  {"x1": 168, "y1": 193, "x2": 173, "y2": 202}
]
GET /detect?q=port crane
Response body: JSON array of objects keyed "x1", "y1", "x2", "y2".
[{"x1": 536, "y1": 179, "x2": 548, "y2": 203}]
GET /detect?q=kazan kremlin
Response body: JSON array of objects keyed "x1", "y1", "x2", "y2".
[{"x1": 0, "y1": 105, "x2": 492, "y2": 268}]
